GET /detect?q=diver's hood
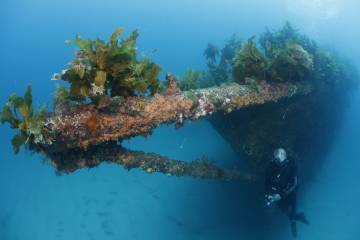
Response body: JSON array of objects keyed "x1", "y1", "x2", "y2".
[{"x1": 273, "y1": 148, "x2": 287, "y2": 164}]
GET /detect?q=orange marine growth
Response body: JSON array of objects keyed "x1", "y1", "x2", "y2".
[{"x1": 85, "y1": 114, "x2": 99, "y2": 132}]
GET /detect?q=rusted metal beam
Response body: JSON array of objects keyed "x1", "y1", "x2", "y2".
[
  {"x1": 43, "y1": 142, "x2": 255, "y2": 181},
  {"x1": 41, "y1": 78, "x2": 312, "y2": 150}
]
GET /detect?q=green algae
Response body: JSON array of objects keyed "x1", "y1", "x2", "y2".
[
  {"x1": 232, "y1": 22, "x2": 348, "y2": 86},
  {"x1": 0, "y1": 85, "x2": 47, "y2": 153},
  {"x1": 232, "y1": 37, "x2": 268, "y2": 83},
  {"x1": 203, "y1": 43, "x2": 219, "y2": 64},
  {"x1": 179, "y1": 68, "x2": 200, "y2": 91},
  {"x1": 203, "y1": 34, "x2": 242, "y2": 86},
  {"x1": 58, "y1": 27, "x2": 162, "y2": 101}
]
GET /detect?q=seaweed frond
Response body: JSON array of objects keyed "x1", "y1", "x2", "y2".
[
  {"x1": 232, "y1": 37, "x2": 268, "y2": 83},
  {"x1": 204, "y1": 43, "x2": 219, "y2": 64},
  {"x1": 0, "y1": 85, "x2": 47, "y2": 153},
  {"x1": 53, "y1": 27, "x2": 162, "y2": 101},
  {"x1": 179, "y1": 68, "x2": 200, "y2": 91}
]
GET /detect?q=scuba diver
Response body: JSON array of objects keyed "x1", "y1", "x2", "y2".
[{"x1": 264, "y1": 148, "x2": 309, "y2": 238}]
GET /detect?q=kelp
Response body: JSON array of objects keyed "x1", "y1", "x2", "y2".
[
  {"x1": 203, "y1": 43, "x2": 219, "y2": 64},
  {"x1": 244, "y1": 77, "x2": 262, "y2": 92},
  {"x1": 312, "y1": 51, "x2": 344, "y2": 87},
  {"x1": 0, "y1": 85, "x2": 47, "y2": 153},
  {"x1": 267, "y1": 42, "x2": 314, "y2": 82},
  {"x1": 231, "y1": 22, "x2": 350, "y2": 85},
  {"x1": 53, "y1": 85, "x2": 81, "y2": 114},
  {"x1": 179, "y1": 68, "x2": 200, "y2": 91},
  {"x1": 54, "y1": 27, "x2": 162, "y2": 101},
  {"x1": 232, "y1": 37, "x2": 268, "y2": 83},
  {"x1": 259, "y1": 21, "x2": 318, "y2": 58},
  {"x1": 203, "y1": 34, "x2": 242, "y2": 86},
  {"x1": 219, "y1": 33, "x2": 242, "y2": 67}
]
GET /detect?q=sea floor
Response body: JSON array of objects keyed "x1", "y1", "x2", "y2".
[{"x1": 0, "y1": 93, "x2": 359, "y2": 240}]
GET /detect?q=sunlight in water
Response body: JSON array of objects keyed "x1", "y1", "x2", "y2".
[{"x1": 285, "y1": 0, "x2": 341, "y2": 20}]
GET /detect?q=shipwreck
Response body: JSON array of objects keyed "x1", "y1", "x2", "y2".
[{"x1": 1, "y1": 23, "x2": 357, "y2": 181}]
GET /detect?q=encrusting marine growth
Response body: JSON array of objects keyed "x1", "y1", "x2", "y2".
[{"x1": 0, "y1": 23, "x2": 357, "y2": 180}]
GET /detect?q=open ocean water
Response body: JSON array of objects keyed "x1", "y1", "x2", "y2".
[{"x1": 1, "y1": 0, "x2": 360, "y2": 239}]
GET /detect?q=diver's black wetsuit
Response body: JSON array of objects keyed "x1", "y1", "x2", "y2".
[
  {"x1": 265, "y1": 159, "x2": 298, "y2": 218},
  {"x1": 265, "y1": 159, "x2": 308, "y2": 237}
]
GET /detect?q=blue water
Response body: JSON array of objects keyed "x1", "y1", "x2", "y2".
[{"x1": 1, "y1": 0, "x2": 360, "y2": 239}]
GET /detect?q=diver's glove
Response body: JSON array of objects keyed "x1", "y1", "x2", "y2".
[{"x1": 265, "y1": 193, "x2": 281, "y2": 206}]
